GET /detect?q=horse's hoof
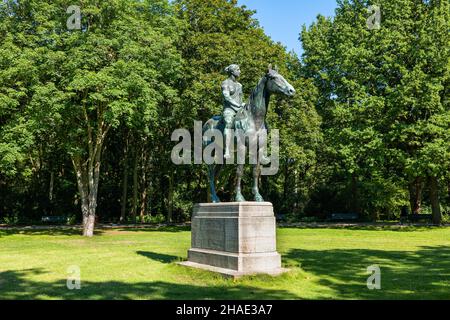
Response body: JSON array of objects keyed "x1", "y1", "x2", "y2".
[
  {"x1": 255, "y1": 194, "x2": 264, "y2": 202},
  {"x1": 235, "y1": 194, "x2": 246, "y2": 202}
]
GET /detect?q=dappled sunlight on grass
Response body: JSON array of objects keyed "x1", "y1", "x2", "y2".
[{"x1": 1, "y1": 226, "x2": 450, "y2": 299}]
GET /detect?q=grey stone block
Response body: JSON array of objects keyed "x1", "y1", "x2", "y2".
[{"x1": 181, "y1": 202, "x2": 287, "y2": 277}]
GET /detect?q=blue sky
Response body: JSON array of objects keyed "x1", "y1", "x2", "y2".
[{"x1": 237, "y1": 0, "x2": 338, "y2": 56}]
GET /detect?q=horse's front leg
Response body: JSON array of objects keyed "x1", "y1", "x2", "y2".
[
  {"x1": 208, "y1": 165, "x2": 220, "y2": 203},
  {"x1": 252, "y1": 163, "x2": 264, "y2": 202},
  {"x1": 258, "y1": 129, "x2": 271, "y2": 165},
  {"x1": 235, "y1": 164, "x2": 246, "y2": 202}
]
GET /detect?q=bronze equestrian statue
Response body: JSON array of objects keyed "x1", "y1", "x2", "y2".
[{"x1": 203, "y1": 64, "x2": 295, "y2": 203}]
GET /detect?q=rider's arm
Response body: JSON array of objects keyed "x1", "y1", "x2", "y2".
[{"x1": 222, "y1": 83, "x2": 242, "y2": 109}]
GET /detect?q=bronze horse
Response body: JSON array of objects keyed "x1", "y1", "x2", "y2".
[{"x1": 203, "y1": 65, "x2": 296, "y2": 203}]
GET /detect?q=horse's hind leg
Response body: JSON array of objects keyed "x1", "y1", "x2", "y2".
[
  {"x1": 235, "y1": 164, "x2": 246, "y2": 202},
  {"x1": 252, "y1": 163, "x2": 264, "y2": 202},
  {"x1": 208, "y1": 165, "x2": 220, "y2": 203}
]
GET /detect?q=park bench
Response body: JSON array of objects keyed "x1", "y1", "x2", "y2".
[
  {"x1": 328, "y1": 213, "x2": 360, "y2": 222},
  {"x1": 41, "y1": 216, "x2": 68, "y2": 224},
  {"x1": 402, "y1": 214, "x2": 433, "y2": 223}
]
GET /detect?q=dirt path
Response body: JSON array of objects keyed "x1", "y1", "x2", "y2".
[{"x1": 1, "y1": 221, "x2": 447, "y2": 231}]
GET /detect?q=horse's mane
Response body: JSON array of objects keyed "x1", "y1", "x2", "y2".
[{"x1": 246, "y1": 76, "x2": 267, "y2": 112}]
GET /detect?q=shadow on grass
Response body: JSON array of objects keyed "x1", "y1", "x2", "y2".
[
  {"x1": 0, "y1": 268, "x2": 299, "y2": 300},
  {"x1": 1, "y1": 246, "x2": 449, "y2": 299},
  {"x1": 137, "y1": 251, "x2": 182, "y2": 264},
  {"x1": 284, "y1": 245, "x2": 450, "y2": 299}
]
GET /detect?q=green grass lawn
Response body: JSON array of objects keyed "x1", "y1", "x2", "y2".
[{"x1": 1, "y1": 225, "x2": 450, "y2": 300}]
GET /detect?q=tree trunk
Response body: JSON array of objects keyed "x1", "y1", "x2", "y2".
[
  {"x1": 168, "y1": 172, "x2": 174, "y2": 223},
  {"x1": 447, "y1": 178, "x2": 450, "y2": 204},
  {"x1": 74, "y1": 160, "x2": 89, "y2": 234},
  {"x1": 429, "y1": 176, "x2": 442, "y2": 225},
  {"x1": 147, "y1": 155, "x2": 153, "y2": 216},
  {"x1": 283, "y1": 165, "x2": 289, "y2": 205},
  {"x1": 72, "y1": 103, "x2": 109, "y2": 236},
  {"x1": 139, "y1": 144, "x2": 148, "y2": 224},
  {"x1": 140, "y1": 186, "x2": 147, "y2": 223},
  {"x1": 293, "y1": 169, "x2": 299, "y2": 212},
  {"x1": 131, "y1": 143, "x2": 139, "y2": 223},
  {"x1": 73, "y1": 157, "x2": 100, "y2": 237},
  {"x1": 49, "y1": 171, "x2": 54, "y2": 215},
  {"x1": 120, "y1": 134, "x2": 129, "y2": 223},
  {"x1": 351, "y1": 174, "x2": 361, "y2": 214},
  {"x1": 49, "y1": 171, "x2": 54, "y2": 202},
  {"x1": 83, "y1": 213, "x2": 96, "y2": 237},
  {"x1": 409, "y1": 177, "x2": 423, "y2": 215}
]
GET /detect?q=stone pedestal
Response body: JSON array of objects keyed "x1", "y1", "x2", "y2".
[{"x1": 179, "y1": 202, "x2": 287, "y2": 278}]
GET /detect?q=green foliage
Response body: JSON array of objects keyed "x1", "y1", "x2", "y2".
[
  {"x1": 171, "y1": 0, "x2": 322, "y2": 214},
  {"x1": 1, "y1": 213, "x2": 19, "y2": 225},
  {"x1": 125, "y1": 214, "x2": 166, "y2": 225},
  {"x1": 142, "y1": 214, "x2": 167, "y2": 224},
  {"x1": 0, "y1": 0, "x2": 183, "y2": 224},
  {"x1": 301, "y1": 0, "x2": 450, "y2": 218},
  {"x1": 1, "y1": 0, "x2": 448, "y2": 225},
  {"x1": 66, "y1": 215, "x2": 77, "y2": 226}
]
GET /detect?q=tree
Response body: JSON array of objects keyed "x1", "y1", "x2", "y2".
[
  {"x1": 0, "y1": 0, "x2": 182, "y2": 235},
  {"x1": 301, "y1": 0, "x2": 449, "y2": 221},
  {"x1": 173, "y1": 0, "x2": 321, "y2": 214}
]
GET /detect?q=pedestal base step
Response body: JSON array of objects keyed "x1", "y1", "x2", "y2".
[
  {"x1": 188, "y1": 248, "x2": 282, "y2": 272},
  {"x1": 178, "y1": 261, "x2": 290, "y2": 279}
]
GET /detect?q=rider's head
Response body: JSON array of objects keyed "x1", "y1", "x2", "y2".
[{"x1": 225, "y1": 64, "x2": 241, "y2": 78}]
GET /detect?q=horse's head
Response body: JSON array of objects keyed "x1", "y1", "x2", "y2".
[{"x1": 265, "y1": 64, "x2": 296, "y2": 97}]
